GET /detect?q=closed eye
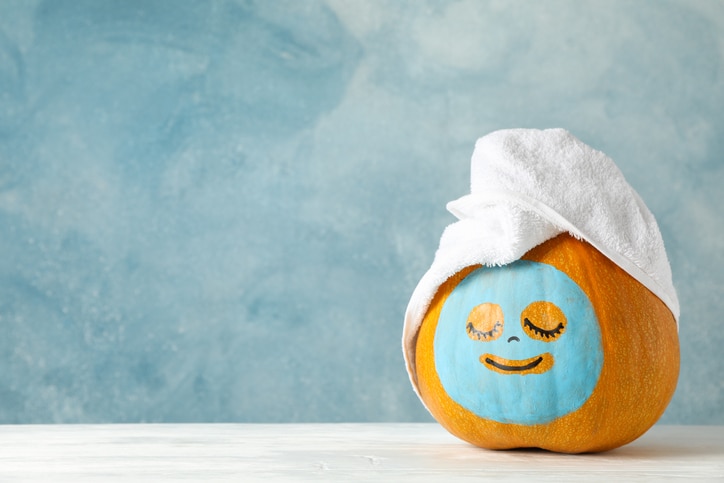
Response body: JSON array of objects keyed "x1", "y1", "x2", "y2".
[
  {"x1": 523, "y1": 318, "x2": 565, "y2": 339},
  {"x1": 465, "y1": 302, "x2": 504, "y2": 341},
  {"x1": 467, "y1": 320, "x2": 502, "y2": 341}
]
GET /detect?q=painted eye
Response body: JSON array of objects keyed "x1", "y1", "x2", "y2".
[
  {"x1": 521, "y1": 301, "x2": 567, "y2": 342},
  {"x1": 466, "y1": 303, "x2": 504, "y2": 341}
]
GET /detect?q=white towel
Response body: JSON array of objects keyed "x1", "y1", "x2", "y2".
[{"x1": 403, "y1": 128, "x2": 679, "y2": 389}]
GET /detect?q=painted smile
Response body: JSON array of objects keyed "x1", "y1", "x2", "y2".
[{"x1": 481, "y1": 353, "x2": 554, "y2": 375}]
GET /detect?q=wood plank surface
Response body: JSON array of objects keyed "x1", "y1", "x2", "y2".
[{"x1": 0, "y1": 424, "x2": 721, "y2": 481}]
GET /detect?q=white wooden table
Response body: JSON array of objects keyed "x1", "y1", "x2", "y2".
[{"x1": 0, "y1": 424, "x2": 721, "y2": 481}]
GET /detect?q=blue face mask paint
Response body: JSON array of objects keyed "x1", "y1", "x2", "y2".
[{"x1": 433, "y1": 260, "x2": 604, "y2": 424}]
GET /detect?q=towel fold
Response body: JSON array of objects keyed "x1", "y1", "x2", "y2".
[{"x1": 403, "y1": 128, "x2": 678, "y2": 390}]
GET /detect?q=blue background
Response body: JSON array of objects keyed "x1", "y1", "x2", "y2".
[{"x1": 0, "y1": 0, "x2": 721, "y2": 424}]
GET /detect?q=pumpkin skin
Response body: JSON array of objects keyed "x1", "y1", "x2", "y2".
[{"x1": 414, "y1": 233, "x2": 679, "y2": 453}]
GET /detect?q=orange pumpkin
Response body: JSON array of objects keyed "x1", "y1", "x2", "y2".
[{"x1": 415, "y1": 233, "x2": 679, "y2": 453}]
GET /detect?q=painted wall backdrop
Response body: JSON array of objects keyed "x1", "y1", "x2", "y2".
[{"x1": 0, "y1": 0, "x2": 722, "y2": 424}]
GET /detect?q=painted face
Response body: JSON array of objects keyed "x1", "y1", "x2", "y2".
[{"x1": 433, "y1": 260, "x2": 604, "y2": 425}]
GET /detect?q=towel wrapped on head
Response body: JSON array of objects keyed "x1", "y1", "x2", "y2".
[{"x1": 403, "y1": 128, "x2": 678, "y2": 390}]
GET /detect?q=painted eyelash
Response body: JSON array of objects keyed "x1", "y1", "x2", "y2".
[
  {"x1": 523, "y1": 318, "x2": 565, "y2": 339},
  {"x1": 466, "y1": 320, "x2": 502, "y2": 341}
]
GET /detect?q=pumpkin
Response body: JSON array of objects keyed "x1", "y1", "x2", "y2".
[{"x1": 414, "y1": 233, "x2": 679, "y2": 453}]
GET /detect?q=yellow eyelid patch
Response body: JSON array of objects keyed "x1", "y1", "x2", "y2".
[
  {"x1": 521, "y1": 301, "x2": 567, "y2": 342},
  {"x1": 466, "y1": 303, "x2": 504, "y2": 341}
]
